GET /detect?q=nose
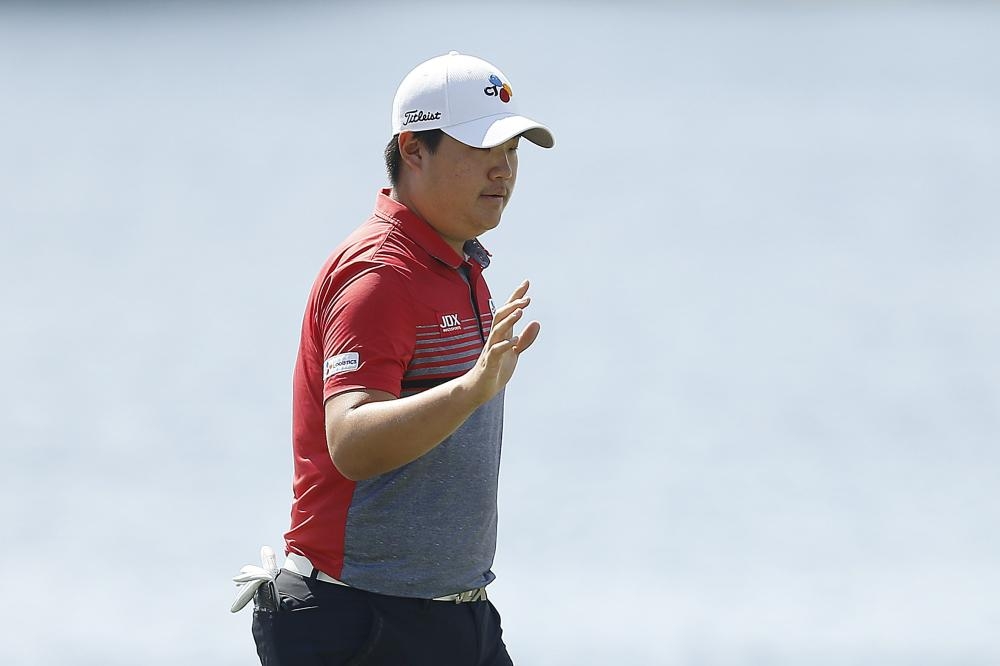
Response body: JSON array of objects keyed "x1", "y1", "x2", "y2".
[{"x1": 490, "y1": 149, "x2": 514, "y2": 180}]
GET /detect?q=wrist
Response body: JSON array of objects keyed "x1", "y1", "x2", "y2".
[{"x1": 453, "y1": 367, "x2": 489, "y2": 412}]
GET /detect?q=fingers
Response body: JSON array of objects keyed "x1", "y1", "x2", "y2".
[
  {"x1": 468, "y1": 281, "x2": 540, "y2": 401},
  {"x1": 486, "y1": 305, "x2": 524, "y2": 347},
  {"x1": 492, "y1": 298, "x2": 529, "y2": 330},
  {"x1": 511, "y1": 320, "x2": 540, "y2": 354},
  {"x1": 506, "y1": 279, "x2": 530, "y2": 303},
  {"x1": 484, "y1": 337, "x2": 516, "y2": 362},
  {"x1": 483, "y1": 316, "x2": 539, "y2": 368},
  {"x1": 489, "y1": 280, "x2": 534, "y2": 342}
]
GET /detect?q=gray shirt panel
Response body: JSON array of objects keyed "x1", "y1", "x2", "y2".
[{"x1": 340, "y1": 391, "x2": 505, "y2": 598}]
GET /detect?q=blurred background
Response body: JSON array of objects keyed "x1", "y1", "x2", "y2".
[{"x1": 2, "y1": 1, "x2": 999, "y2": 664}]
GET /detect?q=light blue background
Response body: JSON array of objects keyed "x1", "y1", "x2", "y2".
[{"x1": 2, "y1": 2, "x2": 998, "y2": 664}]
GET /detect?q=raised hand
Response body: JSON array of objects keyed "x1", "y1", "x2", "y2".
[{"x1": 463, "y1": 279, "x2": 541, "y2": 405}]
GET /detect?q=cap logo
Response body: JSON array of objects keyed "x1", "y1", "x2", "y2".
[
  {"x1": 402, "y1": 109, "x2": 442, "y2": 126},
  {"x1": 483, "y1": 74, "x2": 512, "y2": 103}
]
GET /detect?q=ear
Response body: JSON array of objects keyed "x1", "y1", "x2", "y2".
[{"x1": 397, "y1": 131, "x2": 426, "y2": 173}]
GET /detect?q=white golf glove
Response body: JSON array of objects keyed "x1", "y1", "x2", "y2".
[{"x1": 230, "y1": 545, "x2": 279, "y2": 613}]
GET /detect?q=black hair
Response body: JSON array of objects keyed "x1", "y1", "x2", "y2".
[{"x1": 384, "y1": 129, "x2": 445, "y2": 186}]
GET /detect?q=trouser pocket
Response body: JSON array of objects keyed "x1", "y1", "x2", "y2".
[
  {"x1": 251, "y1": 608, "x2": 280, "y2": 666},
  {"x1": 251, "y1": 571, "x2": 378, "y2": 665}
]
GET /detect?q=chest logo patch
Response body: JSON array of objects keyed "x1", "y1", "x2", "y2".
[
  {"x1": 440, "y1": 313, "x2": 463, "y2": 333},
  {"x1": 323, "y1": 352, "x2": 360, "y2": 380}
]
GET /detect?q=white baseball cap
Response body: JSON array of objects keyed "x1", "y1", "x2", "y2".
[{"x1": 391, "y1": 51, "x2": 555, "y2": 149}]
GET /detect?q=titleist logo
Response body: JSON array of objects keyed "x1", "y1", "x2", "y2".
[{"x1": 402, "y1": 109, "x2": 442, "y2": 126}]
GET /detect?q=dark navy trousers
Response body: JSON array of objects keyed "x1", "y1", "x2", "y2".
[{"x1": 252, "y1": 570, "x2": 514, "y2": 665}]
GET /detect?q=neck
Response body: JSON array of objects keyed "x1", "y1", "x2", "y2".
[{"x1": 390, "y1": 185, "x2": 467, "y2": 257}]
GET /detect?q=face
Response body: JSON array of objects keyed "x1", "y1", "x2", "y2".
[{"x1": 411, "y1": 132, "x2": 519, "y2": 251}]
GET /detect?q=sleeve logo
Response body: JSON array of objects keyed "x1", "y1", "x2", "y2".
[{"x1": 323, "y1": 352, "x2": 360, "y2": 380}]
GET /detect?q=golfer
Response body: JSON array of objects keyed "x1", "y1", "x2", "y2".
[{"x1": 251, "y1": 51, "x2": 555, "y2": 665}]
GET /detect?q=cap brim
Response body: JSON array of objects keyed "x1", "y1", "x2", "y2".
[{"x1": 443, "y1": 113, "x2": 555, "y2": 149}]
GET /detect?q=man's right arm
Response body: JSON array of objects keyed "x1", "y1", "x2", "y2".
[{"x1": 326, "y1": 279, "x2": 540, "y2": 481}]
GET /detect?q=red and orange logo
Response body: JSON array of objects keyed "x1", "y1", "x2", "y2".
[{"x1": 484, "y1": 74, "x2": 512, "y2": 103}]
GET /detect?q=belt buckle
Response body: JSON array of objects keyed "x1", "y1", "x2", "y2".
[{"x1": 454, "y1": 587, "x2": 485, "y2": 604}]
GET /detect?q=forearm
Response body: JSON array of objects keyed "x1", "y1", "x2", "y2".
[
  {"x1": 327, "y1": 280, "x2": 539, "y2": 482},
  {"x1": 327, "y1": 376, "x2": 483, "y2": 481}
]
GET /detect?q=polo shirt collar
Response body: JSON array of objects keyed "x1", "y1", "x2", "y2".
[{"x1": 373, "y1": 188, "x2": 491, "y2": 270}]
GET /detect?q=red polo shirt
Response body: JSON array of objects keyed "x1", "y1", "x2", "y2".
[{"x1": 284, "y1": 189, "x2": 502, "y2": 596}]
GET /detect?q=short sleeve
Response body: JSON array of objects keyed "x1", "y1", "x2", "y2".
[{"x1": 318, "y1": 265, "x2": 416, "y2": 400}]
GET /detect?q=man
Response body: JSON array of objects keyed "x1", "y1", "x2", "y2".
[{"x1": 251, "y1": 51, "x2": 554, "y2": 665}]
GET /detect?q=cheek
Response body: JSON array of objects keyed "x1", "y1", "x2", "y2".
[
  {"x1": 438, "y1": 158, "x2": 470, "y2": 184},
  {"x1": 458, "y1": 158, "x2": 480, "y2": 181}
]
